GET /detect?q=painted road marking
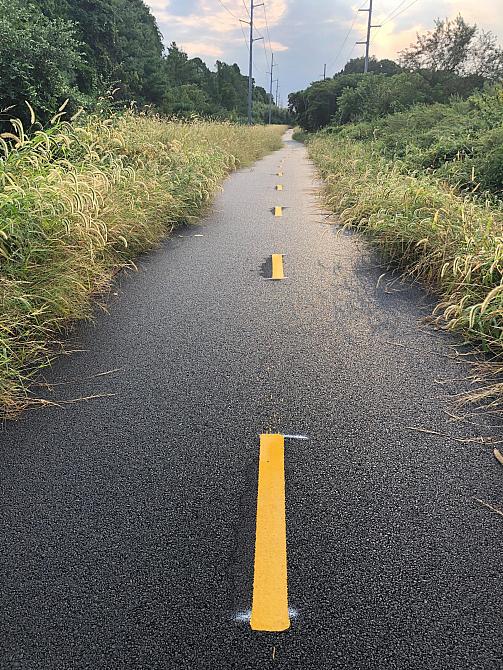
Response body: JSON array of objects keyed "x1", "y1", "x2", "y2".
[
  {"x1": 250, "y1": 434, "x2": 290, "y2": 632},
  {"x1": 276, "y1": 184, "x2": 283, "y2": 191},
  {"x1": 271, "y1": 254, "x2": 285, "y2": 280},
  {"x1": 274, "y1": 206, "x2": 283, "y2": 217},
  {"x1": 277, "y1": 171, "x2": 283, "y2": 177}
]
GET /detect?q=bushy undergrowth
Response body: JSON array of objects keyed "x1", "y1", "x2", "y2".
[
  {"x1": 330, "y1": 88, "x2": 503, "y2": 195},
  {"x1": 307, "y1": 134, "x2": 503, "y2": 405},
  {"x1": 0, "y1": 113, "x2": 285, "y2": 416}
]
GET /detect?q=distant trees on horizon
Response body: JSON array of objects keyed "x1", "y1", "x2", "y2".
[
  {"x1": 0, "y1": 0, "x2": 290, "y2": 128},
  {"x1": 289, "y1": 15, "x2": 503, "y2": 132}
]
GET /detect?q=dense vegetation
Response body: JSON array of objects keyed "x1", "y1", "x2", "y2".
[
  {"x1": 0, "y1": 115, "x2": 285, "y2": 416},
  {"x1": 332, "y1": 88, "x2": 503, "y2": 195},
  {"x1": 289, "y1": 17, "x2": 503, "y2": 132},
  {"x1": 296, "y1": 18, "x2": 503, "y2": 410},
  {"x1": 0, "y1": 0, "x2": 289, "y2": 126}
]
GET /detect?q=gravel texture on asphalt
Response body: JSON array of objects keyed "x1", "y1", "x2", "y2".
[{"x1": 1, "y1": 131, "x2": 502, "y2": 669}]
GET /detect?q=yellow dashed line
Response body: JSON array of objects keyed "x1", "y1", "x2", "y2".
[
  {"x1": 271, "y1": 254, "x2": 285, "y2": 280},
  {"x1": 274, "y1": 206, "x2": 283, "y2": 217},
  {"x1": 250, "y1": 434, "x2": 290, "y2": 632},
  {"x1": 276, "y1": 184, "x2": 283, "y2": 191}
]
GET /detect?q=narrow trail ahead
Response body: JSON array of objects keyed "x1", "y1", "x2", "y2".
[{"x1": 1, "y1": 131, "x2": 502, "y2": 669}]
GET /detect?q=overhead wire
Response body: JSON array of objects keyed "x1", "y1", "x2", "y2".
[
  {"x1": 369, "y1": 0, "x2": 420, "y2": 48},
  {"x1": 262, "y1": 2, "x2": 273, "y2": 54},
  {"x1": 327, "y1": 3, "x2": 366, "y2": 72},
  {"x1": 325, "y1": 0, "x2": 421, "y2": 75},
  {"x1": 214, "y1": 0, "x2": 270, "y2": 86},
  {"x1": 380, "y1": 0, "x2": 419, "y2": 26},
  {"x1": 216, "y1": 0, "x2": 241, "y2": 21},
  {"x1": 377, "y1": 0, "x2": 409, "y2": 25}
]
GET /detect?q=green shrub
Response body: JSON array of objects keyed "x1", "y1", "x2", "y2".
[
  {"x1": 0, "y1": 0, "x2": 90, "y2": 128},
  {"x1": 329, "y1": 87, "x2": 503, "y2": 196}
]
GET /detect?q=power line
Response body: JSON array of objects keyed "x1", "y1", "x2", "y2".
[
  {"x1": 268, "y1": 52, "x2": 277, "y2": 123},
  {"x1": 369, "y1": 0, "x2": 420, "y2": 48},
  {"x1": 380, "y1": 0, "x2": 419, "y2": 26},
  {"x1": 357, "y1": 0, "x2": 381, "y2": 73},
  {"x1": 216, "y1": 0, "x2": 241, "y2": 21},
  {"x1": 217, "y1": 0, "x2": 270, "y2": 91},
  {"x1": 262, "y1": 2, "x2": 273, "y2": 54},
  {"x1": 243, "y1": 1, "x2": 265, "y2": 125},
  {"x1": 239, "y1": 13, "x2": 265, "y2": 76},
  {"x1": 327, "y1": 4, "x2": 365, "y2": 71},
  {"x1": 378, "y1": 0, "x2": 409, "y2": 25},
  {"x1": 218, "y1": 0, "x2": 264, "y2": 77},
  {"x1": 241, "y1": 0, "x2": 251, "y2": 17},
  {"x1": 261, "y1": 33, "x2": 271, "y2": 71}
]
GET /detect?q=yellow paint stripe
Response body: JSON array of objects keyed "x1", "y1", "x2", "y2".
[
  {"x1": 277, "y1": 171, "x2": 283, "y2": 177},
  {"x1": 271, "y1": 254, "x2": 285, "y2": 280},
  {"x1": 274, "y1": 206, "x2": 283, "y2": 217},
  {"x1": 250, "y1": 434, "x2": 290, "y2": 632},
  {"x1": 276, "y1": 184, "x2": 283, "y2": 191}
]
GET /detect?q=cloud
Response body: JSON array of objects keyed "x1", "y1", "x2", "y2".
[
  {"x1": 270, "y1": 41, "x2": 288, "y2": 52},
  {"x1": 145, "y1": 0, "x2": 503, "y2": 98},
  {"x1": 151, "y1": 0, "x2": 288, "y2": 35},
  {"x1": 180, "y1": 41, "x2": 225, "y2": 58}
]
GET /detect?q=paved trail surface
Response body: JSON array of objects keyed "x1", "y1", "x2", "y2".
[{"x1": 1, "y1": 131, "x2": 502, "y2": 669}]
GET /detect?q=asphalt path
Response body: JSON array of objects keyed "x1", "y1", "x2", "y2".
[{"x1": 1, "y1": 131, "x2": 502, "y2": 669}]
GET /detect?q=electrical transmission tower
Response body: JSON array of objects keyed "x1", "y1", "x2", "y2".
[
  {"x1": 357, "y1": 0, "x2": 380, "y2": 73},
  {"x1": 242, "y1": 1, "x2": 264, "y2": 125}
]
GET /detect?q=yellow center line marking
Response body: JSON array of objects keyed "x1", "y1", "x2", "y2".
[
  {"x1": 271, "y1": 254, "x2": 285, "y2": 280},
  {"x1": 251, "y1": 434, "x2": 290, "y2": 632},
  {"x1": 276, "y1": 184, "x2": 283, "y2": 191},
  {"x1": 274, "y1": 206, "x2": 283, "y2": 217},
  {"x1": 277, "y1": 171, "x2": 283, "y2": 177}
]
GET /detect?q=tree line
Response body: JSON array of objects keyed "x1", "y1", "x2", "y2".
[
  {"x1": 0, "y1": 0, "x2": 290, "y2": 128},
  {"x1": 289, "y1": 16, "x2": 503, "y2": 131}
]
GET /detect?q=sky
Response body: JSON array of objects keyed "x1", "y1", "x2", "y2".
[{"x1": 145, "y1": 0, "x2": 503, "y2": 104}]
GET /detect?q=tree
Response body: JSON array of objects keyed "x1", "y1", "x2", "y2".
[
  {"x1": 162, "y1": 84, "x2": 212, "y2": 116},
  {"x1": 0, "y1": 0, "x2": 88, "y2": 127},
  {"x1": 338, "y1": 72, "x2": 432, "y2": 124},
  {"x1": 288, "y1": 75, "x2": 364, "y2": 131},
  {"x1": 215, "y1": 62, "x2": 249, "y2": 114},
  {"x1": 342, "y1": 57, "x2": 402, "y2": 76},
  {"x1": 0, "y1": 0, "x2": 285, "y2": 125},
  {"x1": 468, "y1": 31, "x2": 503, "y2": 81},
  {"x1": 400, "y1": 15, "x2": 503, "y2": 81},
  {"x1": 33, "y1": 0, "x2": 167, "y2": 103}
]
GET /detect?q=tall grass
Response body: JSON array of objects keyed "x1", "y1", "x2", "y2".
[
  {"x1": 308, "y1": 134, "x2": 503, "y2": 410},
  {"x1": 0, "y1": 113, "x2": 285, "y2": 417}
]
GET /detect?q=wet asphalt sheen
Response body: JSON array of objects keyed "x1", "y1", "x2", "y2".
[{"x1": 1, "y1": 132, "x2": 503, "y2": 670}]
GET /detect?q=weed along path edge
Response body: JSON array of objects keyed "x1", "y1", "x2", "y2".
[
  {"x1": 1, "y1": 131, "x2": 503, "y2": 669},
  {"x1": 0, "y1": 118, "x2": 285, "y2": 418}
]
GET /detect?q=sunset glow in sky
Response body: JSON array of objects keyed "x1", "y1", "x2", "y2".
[{"x1": 145, "y1": 0, "x2": 503, "y2": 102}]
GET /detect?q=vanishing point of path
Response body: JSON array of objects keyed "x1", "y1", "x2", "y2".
[{"x1": 1, "y1": 131, "x2": 502, "y2": 669}]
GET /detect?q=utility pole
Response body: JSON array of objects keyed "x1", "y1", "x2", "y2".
[
  {"x1": 242, "y1": 1, "x2": 264, "y2": 125},
  {"x1": 323, "y1": 64, "x2": 327, "y2": 80},
  {"x1": 357, "y1": 0, "x2": 380, "y2": 73},
  {"x1": 275, "y1": 79, "x2": 279, "y2": 107},
  {"x1": 268, "y1": 53, "x2": 277, "y2": 124}
]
